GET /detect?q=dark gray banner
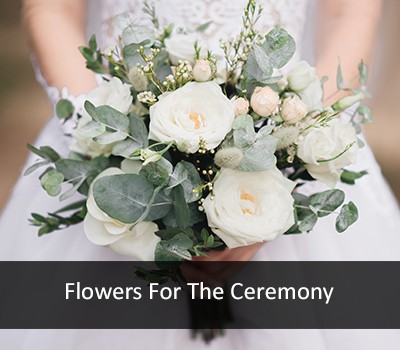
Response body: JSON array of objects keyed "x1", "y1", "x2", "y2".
[{"x1": 0, "y1": 262, "x2": 399, "y2": 329}]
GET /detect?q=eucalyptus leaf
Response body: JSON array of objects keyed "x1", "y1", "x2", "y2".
[
  {"x1": 76, "y1": 121, "x2": 105, "y2": 138},
  {"x1": 144, "y1": 190, "x2": 173, "y2": 222},
  {"x1": 244, "y1": 45, "x2": 273, "y2": 83},
  {"x1": 357, "y1": 105, "x2": 373, "y2": 124},
  {"x1": 94, "y1": 130, "x2": 128, "y2": 145},
  {"x1": 27, "y1": 144, "x2": 60, "y2": 162},
  {"x1": 162, "y1": 202, "x2": 205, "y2": 228},
  {"x1": 155, "y1": 233, "x2": 193, "y2": 261},
  {"x1": 173, "y1": 185, "x2": 190, "y2": 228},
  {"x1": 262, "y1": 27, "x2": 296, "y2": 69},
  {"x1": 55, "y1": 99, "x2": 74, "y2": 120},
  {"x1": 139, "y1": 157, "x2": 173, "y2": 187},
  {"x1": 358, "y1": 61, "x2": 368, "y2": 85},
  {"x1": 94, "y1": 105, "x2": 130, "y2": 131},
  {"x1": 60, "y1": 177, "x2": 86, "y2": 201},
  {"x1": 129, "y1": 113, "x2": 149, "y2": 147},
  {"x1": 93, "y1": 174, "x2": 155, "y2": 223},
  {"x1": 112, "y1": 139, "x2": 142, "y2": 158},
  {"x1": 230, "y1": 116, "x2": 277, "y2": 171},
  {"x1": 310, "y1": 189, "x2": 345, "y2": 217},
  {"x1": 233, "y1": 115, "x2": 256, "y2": 148},
  {"x1": 122, "y1": 26, "x2": 155, "y2": 46},
  {"x1": 298, "y1": 210, "x2": 318, "y2": 232},
  {"x1": 195, "y1": 21, "x2": 213, "y2": 32},
  {"x1": 336, "y1": 201, "x2": 358, "y2": 233},
  {"x1": 340, "y1": 169, "x2": 368, "y2": 185},
  {"x1": 24, "y1": 160, "x2": 50, "y2": 176},
  {"x1": 177, "y1": 162, "x2": 203, "y2": 203},
  {"x1": 336, "y1": 63, "x2": 345, "y2": 90},
  {"x1": 40, "y1": 169, "x2": 64, "y2": 196},
  {"x1": 114, "y1": 12, "x2": 133, "y2": 30}
]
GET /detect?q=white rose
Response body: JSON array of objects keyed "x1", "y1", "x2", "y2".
[
  {"x1": 70, "y1": 77, "x2": 133, "y2": 157},
  {"x1": 250, "y1": 86, "x2": 280, "y2": 117},
  {"x1": 287, "y1": 61, "x2": 323, "y2": 111},
  {"x1": 149, "y1": 81, "x2": 235, "y2": 153},
  {"x1": 231, "y1": 96, "x2": 250, "y2": 116},
  {"x1": 281, "y1": 95, "x2": 308, "y2": 124},
  {"x1": 165, "y1": 33, "x2": 197, "y2": 66},
  {"x1": 287, "y1": 61, "x2": 317, "y2": 91},
  {"x1": 192, "y1": 59, "x2": 213, "y2": 82},
  {"x1": 298, "y1": 78, "x2": 323, "y2": 111},
  {"x1": 203, "y1": 167, "x2": 295, "y2": 248},
  {"x1": 84, "y1": 161, "x2": 160, "y2": 260},
  {"x1": 297, "y1": 119, "x2": 358, "y2": 188}
]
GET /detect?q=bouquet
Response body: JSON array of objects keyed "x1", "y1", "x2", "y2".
[{"x1": 27, "y1": 0, "x2": 371, "y2": 263}]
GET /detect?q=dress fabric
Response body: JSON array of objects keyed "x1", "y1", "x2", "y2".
[{"x1": 1, "y1": 0, "x2": 400, "y2": 348}]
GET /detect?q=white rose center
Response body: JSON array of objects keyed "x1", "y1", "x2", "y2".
[
  {"x1": 188, "y1": 112, "x2": 206, "y2": 130},
  {"x1": 239, "y1": 189, "x2": 257, "y2": 216}
]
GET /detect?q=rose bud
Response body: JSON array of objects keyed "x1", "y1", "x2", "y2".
[
  {"x1": 250, "y1": 86, "x2": 279, "y2": 117},
  {"x1": 231, "y1": 96, "x2": 250, "y2": 116},
  {"x1": 192, "y1": 59, "x2": 213, "y2": 82},
  {"x1": 332, "y1": 92, "x2": 365, "y2": 112},
  {"x1": 280, "y1": 95, "x2": 308, "y2": 124}
]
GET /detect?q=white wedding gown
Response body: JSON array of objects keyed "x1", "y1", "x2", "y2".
[{"x1": 1, "y1": 0, "x2": 400, "y2": 348}]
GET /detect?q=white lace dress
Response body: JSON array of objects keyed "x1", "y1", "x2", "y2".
[{"x1": 1, "y1": 0, "x2": 400, "y2": 348}]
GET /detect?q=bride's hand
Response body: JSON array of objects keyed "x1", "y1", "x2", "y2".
[
  {"x1": 181, "y1": 242, "x2": 264, "y2": 287},
  {"x1": 192, "y1": 242, "x2": 264, "y2": 262}
]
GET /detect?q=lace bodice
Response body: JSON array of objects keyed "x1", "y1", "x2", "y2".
[{"x1": 87, "y1": 0, "x2": 310, "y2": 70}]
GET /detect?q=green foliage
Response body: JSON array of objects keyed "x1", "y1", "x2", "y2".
[
  {"x1": 40, "y1": 169, "x2": 64, "y2": 196},
  {"x1": 357, "y1": 105, "x2": 373, "y2": 124},
  {"x1": 290, "y1": 189, "x2": 359, "y2": 234},
  {"x1": 336, "y1": 62, "x2": 345, "y2": 90},
  {"x1": 340, "y1": 169, "x2": 368, "y2": 185},
  {"x1": 29, "y1": 200, "x2": 87, "y2": 236},
  {"x1": 243, "y1": 27, "x2": 295, "y2": 88},
  {"x1": 93, "y1": 173, "x2": 155, "y2": 223},
  {"x1": 55, "y1": 156, "x2": 109, "y2": 201},
  {"x1": 309, "y1": 189, "x2": 345, "y2": 218},
  {"x1": 79, "y1": 35, "x2": 108, "y2": 74},
  {"x1": 55, "y1": 99, "x2": 74, "y2": 120},
  {"x1": 166, "y1": 161, "x2": 204, "y2": 203},
  {"x1": 222, "y1": 115, "x2": 277, "y2": 171},
  {"x1": 155, "y1": 232, "x2": 194, "y2": 261},
  {"x1": 336, "y1": 202, "x2": 358, "y2": 233},
  {"x1": 172, "y1": 185, "x2": 190, "y2": 228},
  {"x1": 358, "y1": 61, "x2": 368, "y2": 86},
  {"x1": 24, "y1": 145, "x2": 61, "y2": 176},
  {"x1": 140, "y1": 157, "x2": 173, "y2": 187}
]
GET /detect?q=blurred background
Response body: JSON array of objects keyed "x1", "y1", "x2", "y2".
[{"x1": 0, "y1": 0, "x2": 399, "y2": 210}]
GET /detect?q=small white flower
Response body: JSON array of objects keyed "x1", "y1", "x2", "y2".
[
  {"x1": 192, "y1": 59, "x2": 213, "y2": 82},
  {"x1": 137, "y1": 91, "x2": 157, "y2": 104},
  {"x1": 250, "y1": 86, "x2": 280, "y2": 117},
  {"x1": 140, "y1": 149, "x2": 162, "y2": 165},
  {"x1": 203, "y1": 167, "x2": 295, "y2": 248},
  {"x1": 231, "y1": 96, "x2": 250, "y2": 116},
  {"x1": 297, "y1": 119, "x2": 358, "y2": 187},
  {"x1": 280, "y1": 95, "x2": 308, "y2": 124},
  {"x1": 149, "y1": 81, "x2": 235, "y2": 153}
]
